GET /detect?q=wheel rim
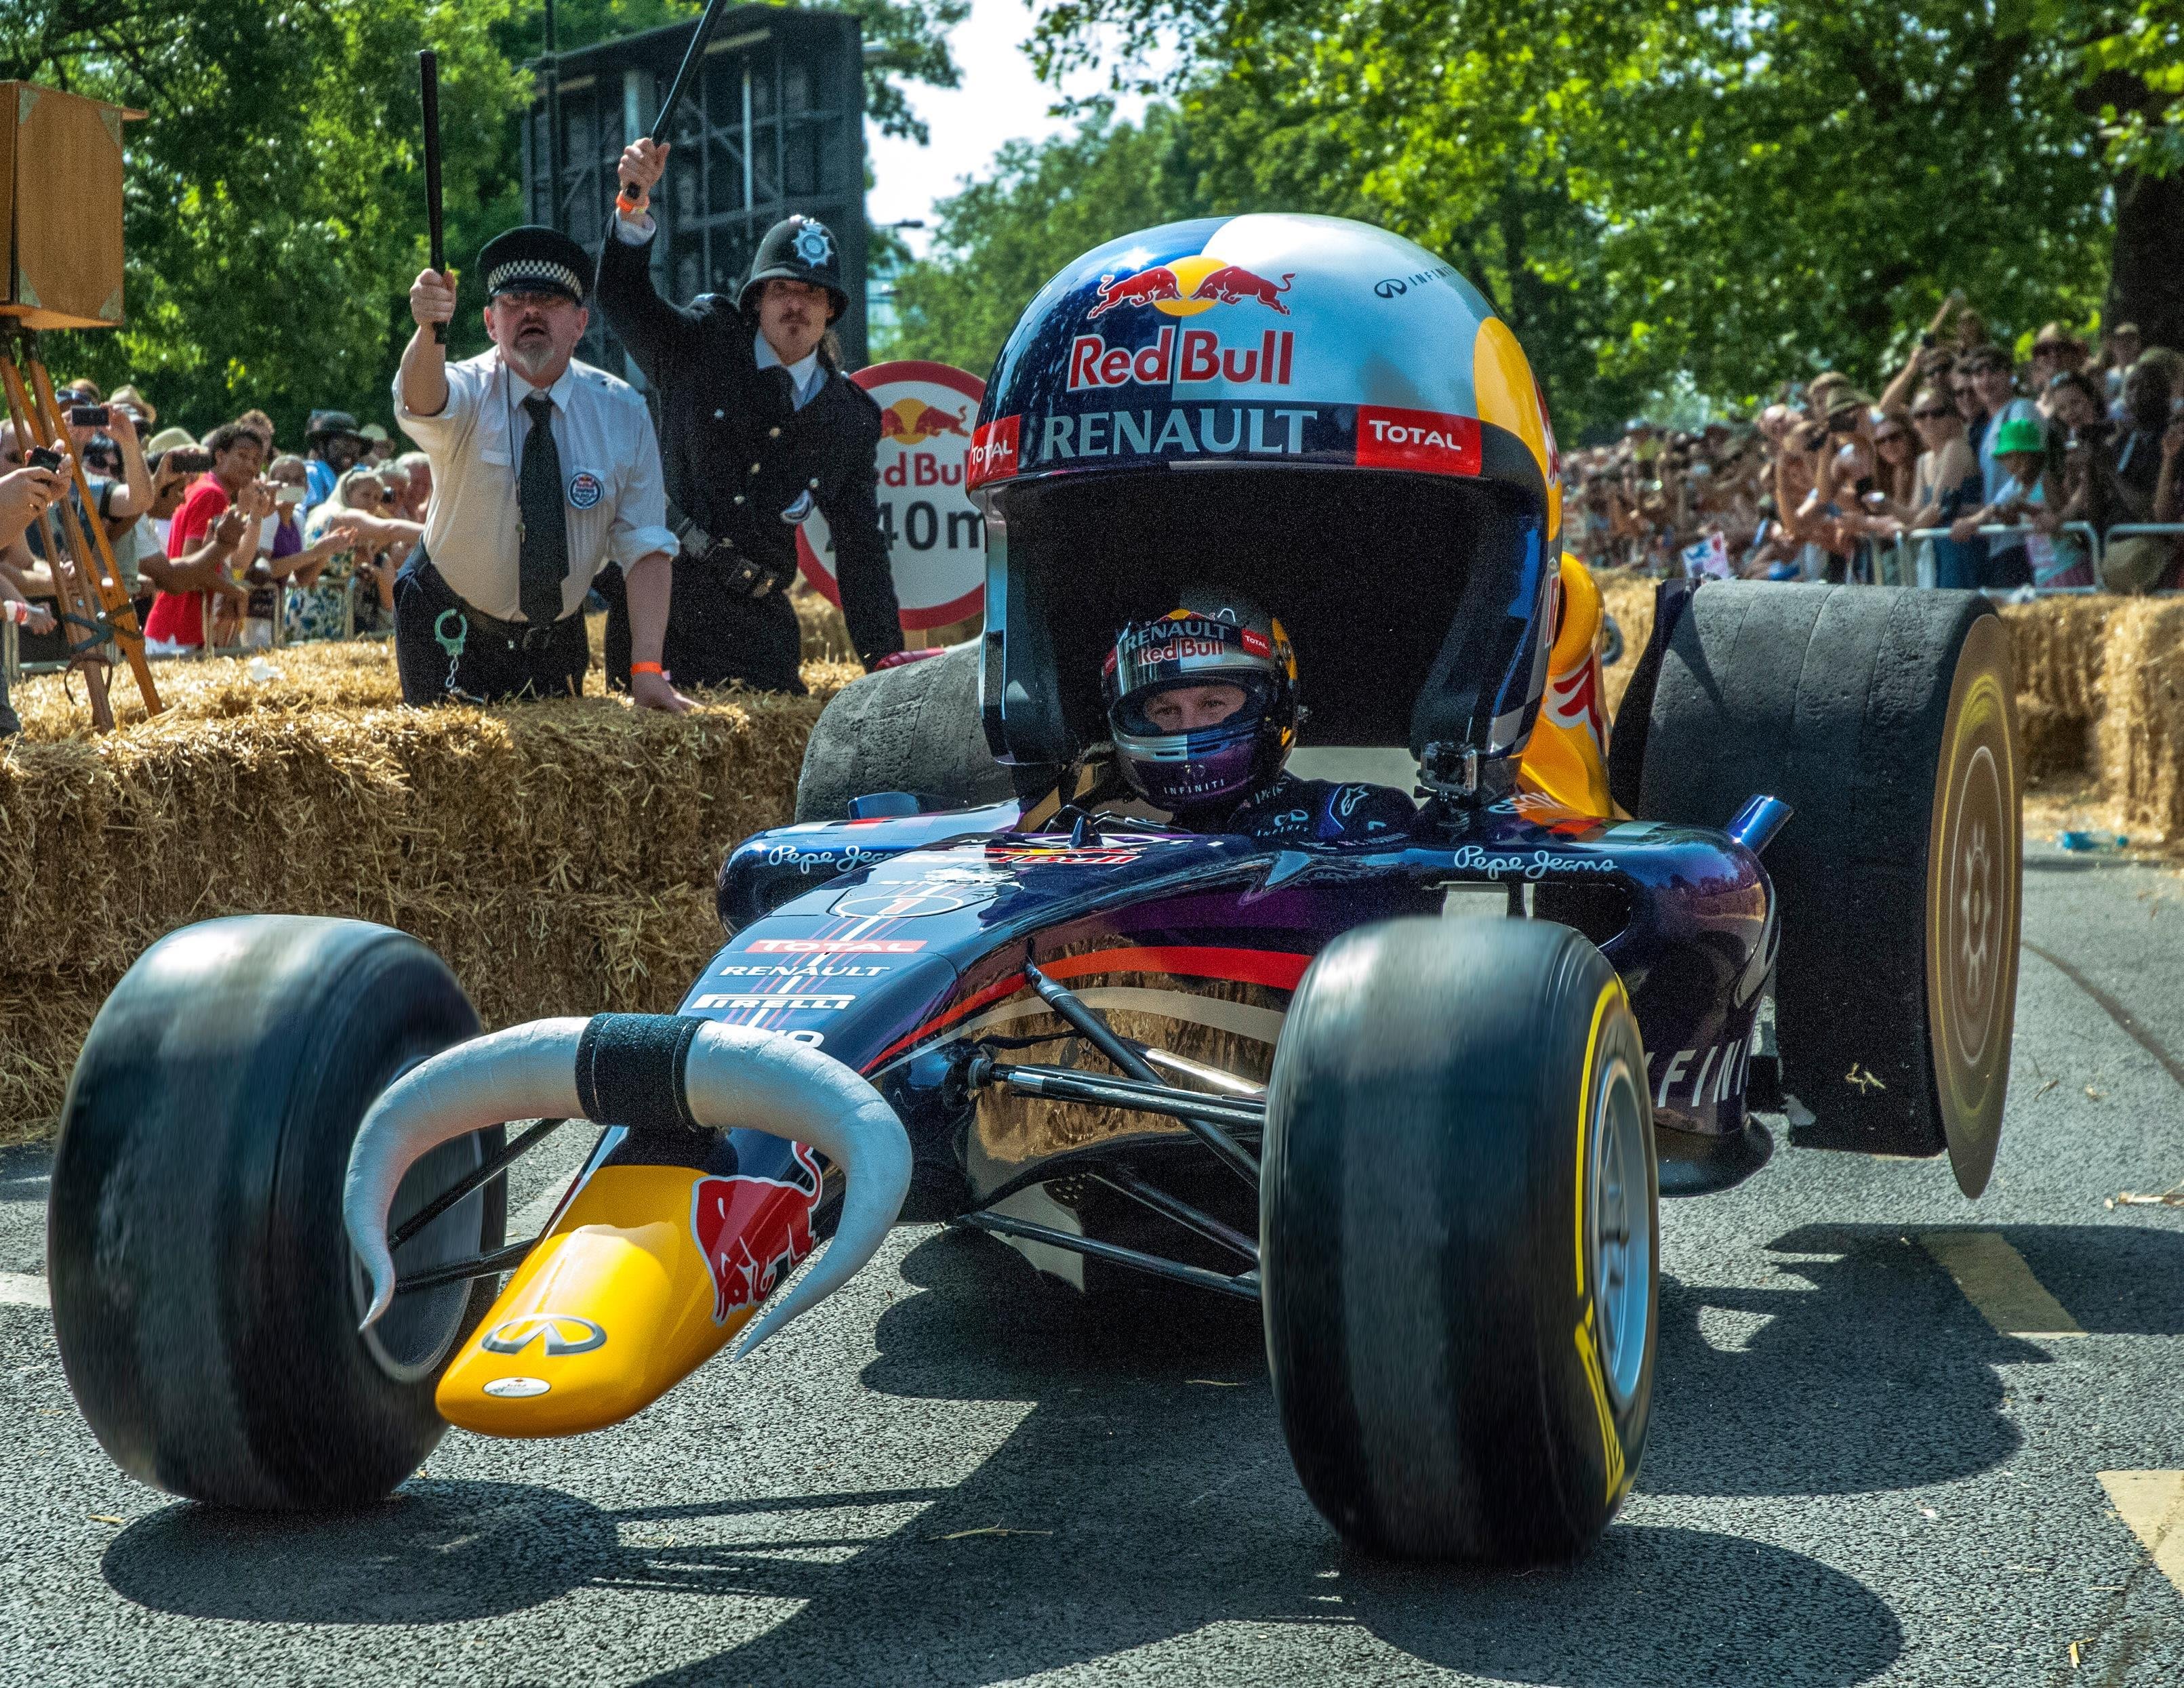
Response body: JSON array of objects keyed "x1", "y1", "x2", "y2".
[
  {"x1": 351, "y1": 1132, "x2": 488, "y2": 1384},
  {"x1": 1588, "y1": 1052, "x2": 1651, "y2": 1407},
  {"x1": 1925, "y1": 615, "x2": 2021, "y2": 1197}
]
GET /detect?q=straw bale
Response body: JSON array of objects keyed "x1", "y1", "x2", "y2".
[
  {"x1": 2095, "y1": 598, "x2": 2184, "y2": 838},
  {"x1": 1997, "y1": 598, "x2": 2118, "y2": 720},
  {"x1": 793, "y1": 581, "x2": 857, "y2": 663},
  {"x1": 1, "y1": 640, "x2": 865, "y2": 1132},
  {"x1": 1595, "y1": 573, "x2": 1656, "y2": 720},
  {"x1": 2016, "y1": 699, "x2": 2091, "y2": 781}
]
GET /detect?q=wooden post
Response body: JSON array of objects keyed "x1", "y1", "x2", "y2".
[{"x1": 1, "y1": 333, "x2": 163, "y2": 724}]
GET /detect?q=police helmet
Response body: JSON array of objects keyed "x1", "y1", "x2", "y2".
[{"x1": 741, "y1": 216, "x2": 848, "y2": 323}]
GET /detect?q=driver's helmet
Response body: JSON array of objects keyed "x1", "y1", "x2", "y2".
[{"x1": 1104, "y1": 590, "x2": 1298, "y2": 810}]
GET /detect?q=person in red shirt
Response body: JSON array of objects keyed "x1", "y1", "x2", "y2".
[{"x1": 142, "y1": 424, "x2": 271, "y2": 651}]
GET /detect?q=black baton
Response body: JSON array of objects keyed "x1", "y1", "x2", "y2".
[
  {"x1": 420, "y1": 48, "x2": 447, "y2": 344},
  {"x1": 622, "y1": 0, "x2": 734, "y2": 195}
]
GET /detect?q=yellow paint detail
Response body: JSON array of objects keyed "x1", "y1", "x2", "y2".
[
  {"x1": 1570, "y1": 976, "x2": 1630, "y2": 1502},
  {"x1": 1149, "y1": 255, "x2": 1226, "y2": 317},
  {"x1": 1472, "y1": 318, "x2": 1552, "y2": 481},
  {"x1": 1920, "y1": 1231, "x2": 2084, "y2": 1339},
  {"x1": 1575, "y1": 1307, "x2": 1628, "y2": 1504},
  {"x1": 1517, "y1": 556, "x2": 1615, "y2": 819},
  {"x1": 437, "y1": 1164, "x2": 754, "y2": 1437},
  {"x1": 2099, "y1": 1472, "x2": 2184, "y2": 1595}
]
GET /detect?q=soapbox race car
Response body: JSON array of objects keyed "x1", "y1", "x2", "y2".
[{"x1": 47, "y1": 213, "x2": 2022, "y2": 1563}]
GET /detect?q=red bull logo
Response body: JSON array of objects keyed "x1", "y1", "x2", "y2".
[
  {"x1": 1068, "y1": 326, "x2": 1295, "y2": 392},
  {"x1": 1088, "y1": 257, "x2": 1295, "y2": 319},
  {"x1": 880, "y1": 398, "x2": 973, "y2": 443},
  {"x1": 690, "y1": 1143, "x2": 822, "y2": 1325}
]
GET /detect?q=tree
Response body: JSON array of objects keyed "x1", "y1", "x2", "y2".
[
  {"x1": 3, "y1": 0, "x2": 963, "y2": 440},
  {"x1": 881, "y1": 105, "x2": 1234, "y2": 375},
  {"x1": 1028, "y1": 0, "x2": 2181, "y2": 432}
]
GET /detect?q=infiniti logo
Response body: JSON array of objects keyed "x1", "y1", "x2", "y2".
[
  {"x1": 1375, "y1": 278, "x2": 1407, "y2": 299},
  {"x1": 481, "y1": 1314, "x2": 607, "y2": 1357}
]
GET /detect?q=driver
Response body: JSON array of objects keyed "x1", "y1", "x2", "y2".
[{"x1": 1106, "y1": 591, "x2": 1415, "y2": 843}]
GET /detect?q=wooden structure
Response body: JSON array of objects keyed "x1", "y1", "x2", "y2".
[
  {"x1": 0, "y1": 83, "x2": 132, "y2": 329},
  {"x1": 0, "y1": 82, "x2": 157, "y2": 726}
]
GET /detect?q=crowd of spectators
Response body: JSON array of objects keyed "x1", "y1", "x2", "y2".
[
  {"x1": 0, "y1": 388, "x2": 430, "y2": 733},
  {"x1": 1562, "y1": 309, "x2": 2184, "y2": 594}
]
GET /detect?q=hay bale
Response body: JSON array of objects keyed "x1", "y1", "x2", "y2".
[
  {"x1": 792, "y1": 580, "x2": 857, "y2": 663},
  {"x1": 0, "y1": 642, "x2": 860, "y2": 1133},
  {"x1": 1594, "y1": 573, "x2": 1657, "y2": 721},
  {"x1": 2096, "y1": 598, "x2": 2184, "y2": 840},
  {"x1": 2017, "y1": 699, "x2": 2091, "y2": 781},
  {"x1": 1998, "y1": 597, "x2": 2118, "y2": 720}
]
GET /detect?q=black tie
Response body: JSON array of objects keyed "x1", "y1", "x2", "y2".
[
  {"x1": 519, "y1": 392, "x2": 568, "y2": 625},
  {"x1": 765, "y1": 364, "x2": 798, "y2": 414}
]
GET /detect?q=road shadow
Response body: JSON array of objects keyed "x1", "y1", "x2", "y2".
[
  {"x1": 102, "y1": 1479, "x2": 617, "y2": 1623},
  {"x1": 611, "y1": 1229, "x2": 1901, "y2": 1687},
  {"x1": 1640, "y1": 1220, "x2": 2184, "y2": 1500}
]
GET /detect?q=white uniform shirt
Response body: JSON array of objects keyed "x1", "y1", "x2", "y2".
[{"x1": 392, "y1": 350, "x2": 677, "y2": 622}]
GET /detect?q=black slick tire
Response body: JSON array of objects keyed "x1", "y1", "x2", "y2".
[
  {"x1": 1262, "y1": 917, "x2": 1657, "y2": 1561},
  {"x1": 794, "y1": 642, "x2": 1027, "y2": 821},
  {"x1": 48, "y1": 916, "x2": 505, "y2": 1510},
  {"x1": 1609, "y1": 581, "x2": 2020, "y2": 1192}
]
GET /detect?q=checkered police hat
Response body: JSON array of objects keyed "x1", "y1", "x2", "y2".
[{"x1": 477, "y1": 226, "x2": 590, "y2": 306}]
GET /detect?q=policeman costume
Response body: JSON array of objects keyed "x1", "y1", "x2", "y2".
[
  {"x1": 594, "y1": 212, "x2": 902, "y2": 693},
  {"x1": 391, "y1": 226, "x2": 677, "y2": 705}
]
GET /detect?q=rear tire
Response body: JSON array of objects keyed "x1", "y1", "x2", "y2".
[
  {"x1": 49, "y1": 916, "x2": 504, "y2": 1510},
  {"x1": 1609, "y1": 581, "x2": 2021, "y2": 1192},
  {"x1": 1262, "y1": 918, "x2": 1656, "y2": 1560},
  {"x1": 794, "y1": 642, "x2": 1028, "y2": 821}
]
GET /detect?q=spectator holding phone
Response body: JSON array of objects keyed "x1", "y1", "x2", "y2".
[
  {"x1": 142, "y1": 422, "x2": 269, "y2": 653},
  {"x1": 2088, "y1": 358, "x2": 2179, "y2": 592},
  {"x1": 1954, "y1": 417, "x2": 2072, "y2": 585}
]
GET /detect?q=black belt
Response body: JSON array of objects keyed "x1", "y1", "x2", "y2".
[
  {"x1": 672, "y1": 520, "x2": 795, "y2": 600},
  {"x1": 413, "y1": 555, "x2": 582, "y2": 650}
]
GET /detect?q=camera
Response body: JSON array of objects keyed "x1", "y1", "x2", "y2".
[
  {"x1": 26, "y1": 445, "x2": 64, "y2": 472},
  {"x1": 157, "y1": 445, "x2": 214, "y2": 476},
  {"x1": 69, "y1": 404, "x2": 110, "y2": 428},
  {"x1": 1826, "y1": 411, "x2": 1859, "y2": 435}
]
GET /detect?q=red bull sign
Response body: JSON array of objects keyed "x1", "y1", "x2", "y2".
[{"x1": 797, "y1": 360, "x2": 986, "y2": 634}]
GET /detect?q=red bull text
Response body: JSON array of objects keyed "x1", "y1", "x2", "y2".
[{"x1": 1068, "y1": 327, "x2": 1295, "y2": 393}]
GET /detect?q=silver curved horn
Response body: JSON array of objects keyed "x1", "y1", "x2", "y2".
[
  {"x1": 679, "y1": 1021, "x2": 912, "y2": 1359},
  {"x1": 343, "y1": 1016, "x2": 914, "y2": 1357},
  {"x1": 344, "y1": 1018, "x2": 591, "y2": 1331}
]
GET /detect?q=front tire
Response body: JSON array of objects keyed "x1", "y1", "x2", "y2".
[
  {"x1": 48, "y1": 916, "x2": 504, "y2": 1510},
  {"x1": 1261, "y1": 918, "x2": 1657, "y2": 1560}
]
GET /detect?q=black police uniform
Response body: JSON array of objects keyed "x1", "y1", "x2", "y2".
[{"x1": 593, "y1": 216, "x2": 902, "y2": 693}]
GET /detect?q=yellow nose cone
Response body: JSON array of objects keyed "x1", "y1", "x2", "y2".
[{"x1": 436, "y1": 1165, "x2": 755, "y2": 1437}]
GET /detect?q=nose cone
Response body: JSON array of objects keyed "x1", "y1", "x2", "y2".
[{"x1": 437, "y1": 1166, "x2": 750, "y2": 1437}]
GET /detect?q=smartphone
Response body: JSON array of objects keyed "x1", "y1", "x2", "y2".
[
  {"x1": 69, "y1": 405, "x2": 110, "y2": 429},
  {"x1": 26, "y1": 445, "x2": 63, "y2": 472},
  {"x1": 161, "y1": 446, "x2": 214, "y2": 475},
  {"x1": 1827, "y1": 411, "x2": 1858, "y2": 434},
  {"x1": 275, "y1": 486, "x2": 304, "y2": 508}
]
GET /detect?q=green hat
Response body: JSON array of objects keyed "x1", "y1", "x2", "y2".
[{"x1": 1993, "y1": 415, "x2": 2044, "y2": 455}]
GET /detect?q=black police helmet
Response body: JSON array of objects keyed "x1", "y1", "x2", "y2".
[{"x1": 739, "y1": 215, "x2": 847, "y2": 323}]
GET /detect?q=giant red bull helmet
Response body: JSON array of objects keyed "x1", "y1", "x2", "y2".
[{"x1": 966, "y1": 213, "x2": 1561, "y2": 801}]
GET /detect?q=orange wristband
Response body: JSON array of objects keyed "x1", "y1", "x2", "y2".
[
  {"x1": 631, "y1": 661, "x2": 666, "y2": 677},
  {"x1": 615, "y1": 190, "x2": 647, "y2": 219}
]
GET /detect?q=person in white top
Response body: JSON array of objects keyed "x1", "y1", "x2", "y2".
[{"x1": 397, "y1": 224, "x2": 689, "y2": 711}]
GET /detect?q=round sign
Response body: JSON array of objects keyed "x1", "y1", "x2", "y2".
[{"x1": 796, "y1": 360, "x2": 986, "y2": 633}]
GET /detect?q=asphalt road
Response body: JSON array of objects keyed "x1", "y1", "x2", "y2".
[{"x1": 4, "y1": 840, "x2": 2183, "y2": 1686}]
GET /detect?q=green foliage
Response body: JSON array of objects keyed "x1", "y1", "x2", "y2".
[
  {"x1": 1020, "y1": 0, "x2": 2177, "y2": 434},
  {"x1": 879, "y1": 104, "x2": 1237, "y2": 375},
  {"x1": 3, "y1": 0, "x2": 960, "y2": 442}
]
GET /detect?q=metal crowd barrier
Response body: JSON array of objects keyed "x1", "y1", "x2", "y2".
[{"x1": 1892, "y1": 521, "x2": 2184, "y2": 596}]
